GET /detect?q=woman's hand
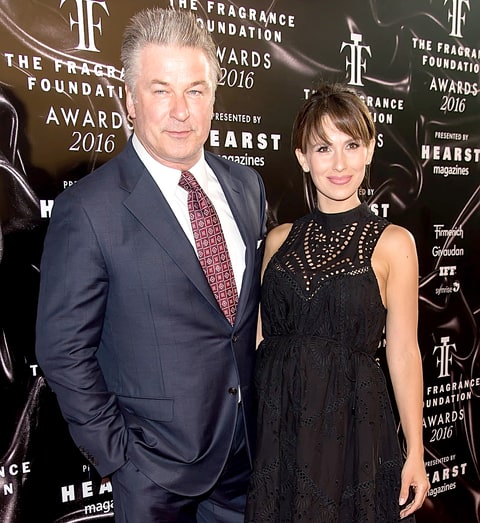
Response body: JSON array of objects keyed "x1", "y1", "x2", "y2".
[{"x1": 399, "y1": 454, "x2": 430, "y2": 519}]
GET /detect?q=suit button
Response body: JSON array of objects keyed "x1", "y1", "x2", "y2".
[
  {"x1": 228, "y1": 387, "x2": 238, "y2": 395},
  {"x1": 232, "y1": 335, "x2": 238, "y2": 343}
]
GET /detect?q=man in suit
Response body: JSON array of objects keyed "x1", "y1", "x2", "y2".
[{"x1": 35, "y1": 7, "x2": 266, "y2": 522}]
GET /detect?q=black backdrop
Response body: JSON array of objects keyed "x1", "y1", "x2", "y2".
[{"x1": 0, "y1": 1, "x2": 479, "y2": 521}]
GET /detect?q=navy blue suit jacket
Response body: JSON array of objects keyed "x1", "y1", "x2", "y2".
[{"x1": 35, "y1": 139, "x2": 266, "y2": 496}]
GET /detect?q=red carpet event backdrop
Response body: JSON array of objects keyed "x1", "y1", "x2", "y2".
[{"x1": 0, "y1": 0, "x2": 479, "y2": 521}]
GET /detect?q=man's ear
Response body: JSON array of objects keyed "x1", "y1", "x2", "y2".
[{"x1": 125, "y1": 85, "x2": 136, "y2": 120}]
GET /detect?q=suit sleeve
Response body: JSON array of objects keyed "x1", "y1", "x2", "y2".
[{"x1": 35, "y1": 190, "x2": 127, "y2": 477}]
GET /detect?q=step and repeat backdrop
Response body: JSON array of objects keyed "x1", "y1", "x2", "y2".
[{"x1": 0, "y1": 0, "x2": 479, "y2": 521}]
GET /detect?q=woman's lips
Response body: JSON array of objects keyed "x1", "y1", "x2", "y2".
[{"x1": 328, "y1": 175, "x2": 352, "y2": 185}]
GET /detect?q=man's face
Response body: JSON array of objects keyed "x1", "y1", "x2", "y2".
[{"x1": 126, "y1": 44, "x2": 215, "y2": 171}]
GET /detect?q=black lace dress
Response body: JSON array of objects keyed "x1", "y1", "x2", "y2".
[{"x1": 246, "y1": 203, "x2": 414, "y2": 522}]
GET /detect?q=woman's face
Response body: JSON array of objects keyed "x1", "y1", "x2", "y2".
[{"x1": 295, "y1": 116, "x2": 375, "y2": 213}]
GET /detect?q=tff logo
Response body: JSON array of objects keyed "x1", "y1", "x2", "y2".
[
  {"x1": 60, "y1": 0, "x2": 109, "y2": 52},
  {"x1": 433, "y1": 336, "x2": 456, "y2": 379},
  {"x1": 340, "y1": 33, "x2": 371, "y2": 87},
  {"x1": 444, "y1": 0, "x2": 470, "y2": 38}
]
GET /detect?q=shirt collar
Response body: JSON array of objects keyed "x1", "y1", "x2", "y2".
[{"x1": 131, "y1": 133, "x2": 208, "y2": 197}]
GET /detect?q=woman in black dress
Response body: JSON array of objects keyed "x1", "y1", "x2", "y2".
[{"x1": 246, "y1": 83, "x2": 429, "y2": 522}]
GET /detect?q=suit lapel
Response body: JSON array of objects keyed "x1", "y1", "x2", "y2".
[
  {"x1": 121, "y1": 149, "x2": 219, "y2": 315},
  {"x1": 205, "y1": 154, "x2": 256, "y2": 324},
  {"x1": 119, "y1": 144, "x2": 256, "y2": 325}
]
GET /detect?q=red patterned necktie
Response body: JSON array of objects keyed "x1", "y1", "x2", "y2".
[{"x1": 179, "y1": 170, "x2": 238, "y2": 325}]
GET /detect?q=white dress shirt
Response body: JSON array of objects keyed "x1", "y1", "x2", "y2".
[{"x1": 132, "y1": 134, "x2": 246, "y2": 295}]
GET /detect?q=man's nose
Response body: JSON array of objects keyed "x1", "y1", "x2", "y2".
[{"x1": 170, "y1": 95, "x2": 190, "y2": 121}]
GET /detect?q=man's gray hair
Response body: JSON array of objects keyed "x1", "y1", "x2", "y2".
[{"x1": 121, "y1": 8, "x2": 220, "y2": 94}]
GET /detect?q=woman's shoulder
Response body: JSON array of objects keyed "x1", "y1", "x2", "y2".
[
  {"x1": 379, "y1": 223, "x2": 416, "y2": 250},
  {"x1": 265, "y1": 223, "x2": 293, "y2": 253},
  {"x1": 376, "y1": 223, "x2": 418, "y2": 270}
]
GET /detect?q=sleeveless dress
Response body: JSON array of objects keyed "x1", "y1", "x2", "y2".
[{"x1": 245, "y1": 203, "x2": 414, "y2": 522}]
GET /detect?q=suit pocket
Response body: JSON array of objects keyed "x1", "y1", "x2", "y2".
[{"x1": 117, "y1": 395, "x2": 174, "y2": 422}]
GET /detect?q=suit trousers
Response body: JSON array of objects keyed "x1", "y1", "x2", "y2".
[{"x1": 111, "y1": 407, "x2": 251, "y2": 522}]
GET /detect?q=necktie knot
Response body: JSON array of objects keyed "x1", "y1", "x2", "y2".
[{"x1": 179, "y1": 170, "x2": 200, "y2": 192}]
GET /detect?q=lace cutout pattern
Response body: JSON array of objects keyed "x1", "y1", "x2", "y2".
[{"x1": 272, "y1": 210, "x2": 387, "y2": 302}]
